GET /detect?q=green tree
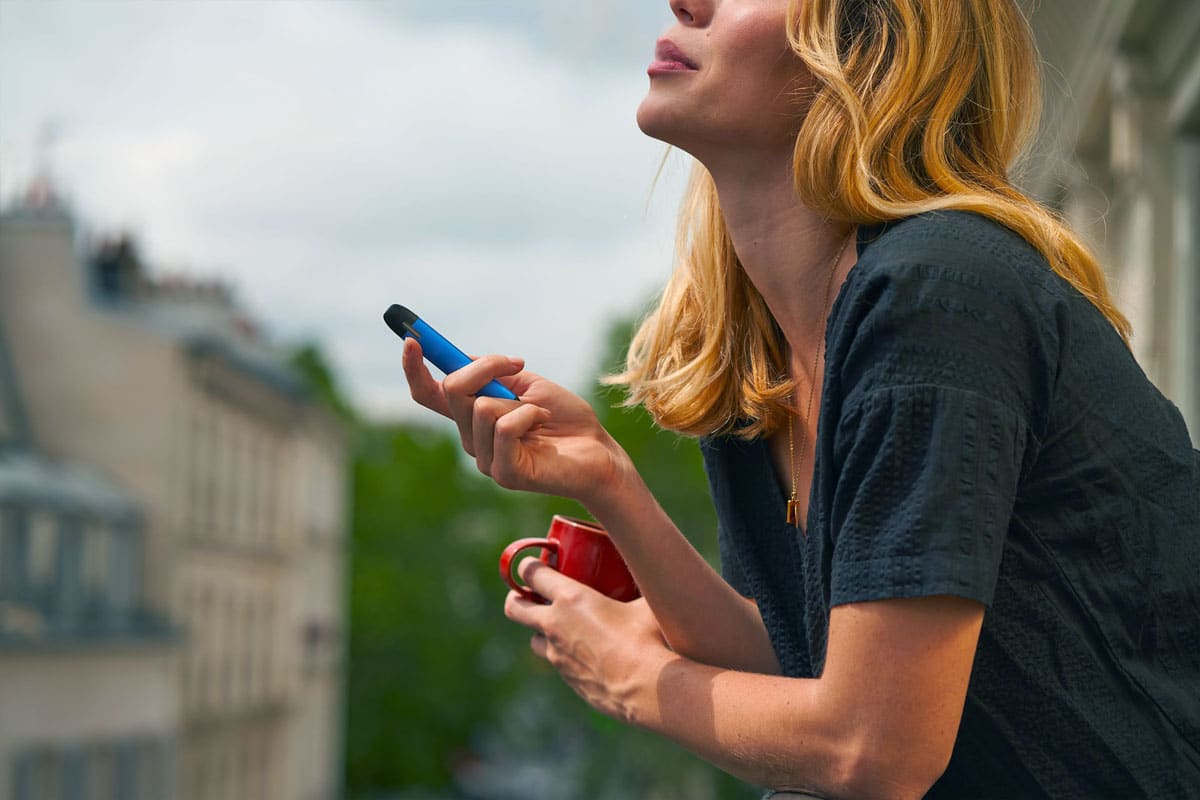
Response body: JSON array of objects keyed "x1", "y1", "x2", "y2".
[
  {"x1": 345, "y1": 424, "x2": 537, "y2": 790},
  {"x1": 290, "y1": 342, "x2": 359, "y2": 426}
]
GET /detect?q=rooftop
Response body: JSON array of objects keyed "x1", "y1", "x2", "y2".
[{"x1": 0, "y1": 446, "x2": 140, "y2": 524}]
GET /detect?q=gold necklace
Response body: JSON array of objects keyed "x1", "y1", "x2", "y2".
[{"x1": 787, "y1": 230, "x2": 853, "y2": 530}]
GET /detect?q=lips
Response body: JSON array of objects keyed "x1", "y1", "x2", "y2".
[{"x1": 650, "y1": 38, "x2": 698, "y2": 71}]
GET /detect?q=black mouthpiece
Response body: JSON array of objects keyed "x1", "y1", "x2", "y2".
[{"x1": 384, "y1": 304, "x2": 419, "y2": 338}]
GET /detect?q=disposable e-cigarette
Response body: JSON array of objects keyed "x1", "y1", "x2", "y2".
[{"x1": 384, "y1": 304, "x2": 520, "y2": 401}]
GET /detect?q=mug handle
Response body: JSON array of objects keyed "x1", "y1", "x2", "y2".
[{"x1": 499, "y1": 538, "x2": 558, "y2": 602}]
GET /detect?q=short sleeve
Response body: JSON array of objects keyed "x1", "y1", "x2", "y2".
[
  {"x1": 829, "y1": 384, "x2": 1028, "y2": 606},
  {"x1": 825, "y1": 218, "x2": 1052, "y2": 607}
]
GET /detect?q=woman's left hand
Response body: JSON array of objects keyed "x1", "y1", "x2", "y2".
[{"x1": 504, "y1": 558, "x2": 674, "y2": 726}]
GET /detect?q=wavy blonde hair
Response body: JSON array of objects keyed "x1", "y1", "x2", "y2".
[{"x1": 608, "y1": 0, "x2": 1130, "y2": 440}]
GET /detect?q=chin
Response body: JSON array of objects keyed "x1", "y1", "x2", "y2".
[{"x1": 636, "y1": 95, "x2": 686, "y2": 148}]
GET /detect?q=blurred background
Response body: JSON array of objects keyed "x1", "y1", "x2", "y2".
[{"x1": 0, "y1": 1, "x2": 1196, "y2": 799}]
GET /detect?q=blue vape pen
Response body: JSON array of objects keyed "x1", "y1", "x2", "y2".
[{"x1": 384, "y1": 304, "x2": 520, "y2": 401}]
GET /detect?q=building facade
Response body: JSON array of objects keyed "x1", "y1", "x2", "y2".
[
  {"x1": 0, "y1": 218, "x2": 179, "y2": 799},
  {"x1": 1022, "y1": 0, "x2": 1200, "y2": 441},
  {"x1": 0, "y1": 196, "x2": 346, "y2": 800}
]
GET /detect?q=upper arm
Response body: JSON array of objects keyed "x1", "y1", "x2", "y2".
[
  {"x1": 825, "y1": 223, "x2": 1054, "y2": 609},
  {"x1": 835, "y1": 220, "x2": 1056, "y2": 438},
  {"x1": 807, "y1": 220, "x2": 1048, "y2": 794},
  {"x1": 821, "y1": 595, "x2": 984, "y2": 797}
]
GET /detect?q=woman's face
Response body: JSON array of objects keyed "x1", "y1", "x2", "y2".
[{"x1": 636, "y1": 0, "x2": 811, "y2": 161}]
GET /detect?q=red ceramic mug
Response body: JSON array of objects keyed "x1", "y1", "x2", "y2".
[{"x1": 499, "y1": 515, "x2": 640, "y2": 603}]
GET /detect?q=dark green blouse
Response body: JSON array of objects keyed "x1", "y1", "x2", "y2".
[{"x1": 700, "y1": 210, "x2": 1200, "y2": 798}]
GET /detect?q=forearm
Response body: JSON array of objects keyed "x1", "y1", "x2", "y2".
[
  {"x1": 632, "y1": 653, "x2": 930, "y2": 800},
  {"x1": 582, "y1": 455, "x2": 781, "y2": 675}
]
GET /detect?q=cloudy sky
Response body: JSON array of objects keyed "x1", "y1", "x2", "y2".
[{"x1": 0, "y1": 0, "x2": 692, "y2": 420}]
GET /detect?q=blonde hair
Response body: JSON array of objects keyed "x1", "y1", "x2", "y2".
[{"x1": 608, "y1": 0, "x2": 1130, "y2": 440}]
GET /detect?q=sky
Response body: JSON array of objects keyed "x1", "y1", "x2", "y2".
[{"x1": 0, "y1": 0, "x2": 692, "y2": 420}]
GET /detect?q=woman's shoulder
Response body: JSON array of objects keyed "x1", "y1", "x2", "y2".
[
  {"x1": 836, "y1": 210, "x2": 1070, "y2": 334},
  {"x1": 849, "y1": 209, "x2": 1060, "y2": 304},
  {"x1": 829, "y1": 210, "x2": 1069, "y2": 428}
]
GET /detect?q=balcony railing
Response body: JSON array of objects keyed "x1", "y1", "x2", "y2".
[{"x1": 0, "y1": 597, "x2": 176, "y2": 649}]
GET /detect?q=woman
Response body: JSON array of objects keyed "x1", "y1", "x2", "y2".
[{"x1": 401, "y1": 0, "x2": 1200, "y2": 797}]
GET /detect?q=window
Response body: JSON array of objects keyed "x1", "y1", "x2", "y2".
[
  {"x1": 15, "y1": 739, "x2": 168, "y2": 800},
  {"x1": 82, "y1": 522, "x2": 112, "y2": 606},
  {"x1": 243, "y1": 597, "x2": 256, "y2": 704},
  {"x1": 0, "y1": 505, "x2": 25, "y2": 597},
  {"x1": 0, "y1": 507, "x2": 7, "y2": 591},
  {"x1": 228, "y1": 413, "x2": 243, "y2": 545},
  {"x1": 263, "y1": 438, "x2": 277, "y2": 548},
  {"x1": 247, "y1": 435, "x2": 260, "y2": 549},
  {"x1": 198, "y1": 584, "x2": 215, "y2": 712},
  {"x1": 180, "y1": 581, "x2": 196, "y2": 711},
  {"x1": 108, "y1": 528, "x2": 136, "y2": 624},
  {"x1": 136, "y1": 739, "x2": 167, "y2": 800},
  {"x1": 88, "y1": 743, "x2": 117, "y2": 800},
  {"x1": 189, "y1": 411, "x2": 203, "y2": 538},
  {"x1": 262, "y1": 600, "x2": 276, "y2": 698},
  {"x1": 26, "y1": 510, "x2": 57, "y2": 595},
  {"x1": 222, "y1": 591, "x2": 237, "y2": 709},
  {"x1": 27, "y1": 749, "x2": 61, "y2": 800},
  {"x1": 213, "y1": 741, "x2": 231, "y2": 800},
  {"x1": 198, "y1": 404, "x2": 217, "y2": 540},
  {"x1": 52, "y1": 518, "x2": 83, "y2": 628}
]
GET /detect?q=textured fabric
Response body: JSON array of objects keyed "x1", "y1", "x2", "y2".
[{"x1": 701, "y1": 210, "x2": 1200, "y2": 798}]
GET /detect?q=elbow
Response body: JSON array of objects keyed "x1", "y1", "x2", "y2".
[{"x1": 824, "y1": 733, "x2": 951, "y2": 800}]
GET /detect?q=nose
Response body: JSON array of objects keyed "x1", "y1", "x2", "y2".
[{"x1": 669, "y1": 0, "x2": 711, "y2": 26}]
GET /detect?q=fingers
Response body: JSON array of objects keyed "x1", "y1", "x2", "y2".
[
  {"x1": 471, "y1": 396, "x2": 526, "y2": 477},
  {"x1": 500, "y1": 364, "x2": 545, "y2": 398},
  {"x1": 506, "y1": 598, "x2": 560, "y2": 667},
  {"x1": 488, "y1": 403, "x2": 551, "y2": 487},
  {"x1": 504, "y1": 565, "x2": 611, "y2": 671},
  {"x1": 401, "y1": 339, "x2": 451, "y2": 417},
  {"x1": 401, "y1": 340, "x2": 523, "y2": 421},
  {"x1": 443, "y1": 354, "x2": 524, "y2": 457},
  {"x1": 518, "y1": 556, "x2": 594, "y2": 605},
  {"x1": 504, "y1": 585, "x2": 550, "y2": 629},
  {"x1": 401, "y1": 345, "x2": 568, "y2": 489},
  {"x1": 507, "y1": 597, "x2": 555, "y2": 665},
  {"x1": 504, "y1": 558, "x2": 592, "y2": 628},
  {"x1": 442, "y1": 354, "x2": 524, "y2": 400},
  {"x1": 530, "y1": 633, "x2": 549, "y2": 660}
]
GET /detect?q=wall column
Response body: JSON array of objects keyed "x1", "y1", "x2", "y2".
[{"x1": 1173, "y1": 135, "x2": 1200, "y2": 442}]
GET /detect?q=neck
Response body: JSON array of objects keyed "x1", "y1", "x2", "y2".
[{"x1": 704, "y1": 150, "x2": 856, "y2": 381}]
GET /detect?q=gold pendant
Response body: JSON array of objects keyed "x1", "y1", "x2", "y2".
[{"x1": 786, "y1": 497, "x2": 800, "y2": 527}]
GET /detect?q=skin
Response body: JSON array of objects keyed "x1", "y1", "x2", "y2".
[{"x1": 402, "y1": 1, "x2": 986, "y2": 796}]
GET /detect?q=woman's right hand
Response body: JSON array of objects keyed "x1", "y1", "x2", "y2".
[{"x1": 401, "y1": 337, "x2": 632, "y2": 506}]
